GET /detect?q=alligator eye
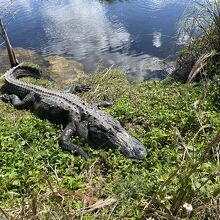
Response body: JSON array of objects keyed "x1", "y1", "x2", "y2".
[
  {"x1": 99, "y1": 126, "x2": 107, "y2": 132},
  {"x1": 112, "y1": 124, "x2": 120, "y2": 132}
]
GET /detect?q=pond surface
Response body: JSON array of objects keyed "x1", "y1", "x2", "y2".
[{"x1": 2, "y1": 0, "x2": 192, "y2": 79}]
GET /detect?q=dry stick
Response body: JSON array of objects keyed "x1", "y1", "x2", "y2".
[
  {"x1": 80, "y1": 200, "x2": 86, "y2": 220},
  {"x1": 31, "y1": 192, "x2": 39, "y2": 220},
  {"x1": 92, "y1": 64, "x2": 114, "y2": 95},
  {"x1": 0, "y1": 206, "x2": 10, "y2": 220},
  {"x1": 0, "y1": 41, "x2": 5, "y2": 46},
  {"x1": 174, "y1": 127, "x2": 191, "y2": 160},
  {"x1": 81, "y1": 197, "x2": 117, "y2": 214},
  {"x1": 20, "y1": 195, "x2": 25, "y2": 220},
  {"x1": 0, "y1": 17, "x2": 19, "y2": 67},
  {"x1": 48, "y1": 164, "x2": 61, "y2": 184},
  {"x1": 187, "y1": 52, "x2": 213, "y2": 84},
  {"x1": 41, "y1": 168, "x2": 56, "y2": 195},
  {"x1": 191, "y1": 125, "x2": 211, "y2": 144},
  {"x1": 216, "y1": 144, "x2": 220, "y2": 165},
  {"x1": 107, "y1": 201, "x2": 118, "y2": 220}
]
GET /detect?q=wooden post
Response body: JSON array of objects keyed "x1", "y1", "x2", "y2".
[{"x1": 0, "y1": 17, "x2": 19, "y2": 67}]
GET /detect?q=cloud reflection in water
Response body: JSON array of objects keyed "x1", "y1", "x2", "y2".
[
  {"x1": 2, "y1": 0, "x2": 183, "y2": 79},
  {"x1": 41, "y1": 0, "x2": 174, "y2": 78}
]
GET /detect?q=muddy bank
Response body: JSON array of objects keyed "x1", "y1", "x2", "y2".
[{"x1": 0, "y1": 48, "x2": 87, "y2": 84}]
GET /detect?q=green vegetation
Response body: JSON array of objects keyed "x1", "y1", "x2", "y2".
[
  {"x1": 1, "y1": 1, "x2": 220, "y2": 219},
  {"x1": 0, "y1": 68, "x2": 220, "y2": 219},
  {"x1": 175, "y1": 0, "x2": 220, "y2": 82}
]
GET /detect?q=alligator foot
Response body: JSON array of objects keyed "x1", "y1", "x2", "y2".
[
  {"x1": 2, "y1": 92, "x2": 35, "y2": 109},
  {"x1": 2, "y1": 94, "x2": 11, "y2": 102},
  {"x1": 93, "y1": 101, "x2": 114, "y2": 109},
  {"x1": 59, "y1": 122, "x2": 88, "y2": 159},
  {"x1": 64, "y1": 84, "x2": 91, "y2": 94}
]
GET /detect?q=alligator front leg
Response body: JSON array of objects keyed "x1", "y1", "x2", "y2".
[
  {"x1": 64, "y1": 84, "x2": 91, "y2": 94},
  {"x1": 59, "y1": 122, "x2": 88, "y2": 159},
  {"x1": 2, "y1": 92, "x2": 35, "y2": 109}
]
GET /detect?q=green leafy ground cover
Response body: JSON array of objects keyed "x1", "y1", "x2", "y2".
[{"x1": 0, "y1": 69, "x2": 220, "y2": 219}]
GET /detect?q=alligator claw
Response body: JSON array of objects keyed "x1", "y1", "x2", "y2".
[
  {"x1": 74, "y1": 84, "x2": 91, "y2": 93},
  {"x1": 64, "y1": 84, "x2": 91, "y2": 94},
  {"x1": 2, "y1": 94, "x2": 10, "y2": 102},
  {"x1": 74, "y1": 148, "x2": 88, "y2": 160}
]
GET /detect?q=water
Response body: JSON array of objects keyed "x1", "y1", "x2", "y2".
[{"x1": 1, "y1": 0, "x2": 191, "y2": 79}]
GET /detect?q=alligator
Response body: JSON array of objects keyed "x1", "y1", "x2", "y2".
[{"x1": 2, "y1": 64, "x2": 147, "y2": 159}]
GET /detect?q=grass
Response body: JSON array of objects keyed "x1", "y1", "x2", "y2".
[
  {"x1": 1, "y1": 2, "x2": 220, "y2": 217},
  {"x1": 175, "y1": 0, "x2": 220, "y2": 82},
  {"x1": 0, "y1": 68, "x2": 220, "y2": 219}
]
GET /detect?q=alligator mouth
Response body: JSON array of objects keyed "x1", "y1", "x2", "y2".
[{"x1": 87, "y1": 120, "x2": 147, "y2": 159}]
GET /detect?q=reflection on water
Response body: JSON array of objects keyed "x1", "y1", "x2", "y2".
[
  {"x1": 1, "y1": 0, "x2": 191, "y2": 79},
  {"x1": 43, "y1": 0, "x2": 130, "y2": 59},
  {"x1": 153, "y1": 32, "x2": 162, "y2": 48}
]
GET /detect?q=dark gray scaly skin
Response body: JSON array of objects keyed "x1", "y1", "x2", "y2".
[{"x1": 2, "y1": 64, "x2": 147, "y2": 159}]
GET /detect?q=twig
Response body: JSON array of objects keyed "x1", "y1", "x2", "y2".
[
  {"x1": 174, "y1": 127, "x2": 191, "y2": 161},
  {"x1": 0, "y1": 206, "x2": 10, "y2": 220},
  {"x1": 0, "y1": 17, "x2": 19, "y2": 67},
  {"x1": 107, "y1": 201, "x2": 118, "y2": 220},
  {"x1": 48, "y1": 164, "x2": 61, "y2": 184},
  {"x1": 92, "y1": 64, "x2": 114, "y2": 95},
  {"x1": 191, "y1": 124, "x2": 211, "y2": 144},
  {"x1": 80, "y1": 197, "x2": 117, "y2": 214},
  {"x1": 187, "y1": 52, "x2": 214, "y2": 83},
  {"x1": 0, "y1": 73, "x2": 5, "y2": 80},
  {"x1": 31, "y1": 192, "x2": 39, "y2": 220},
  {"x1": 41, "y1": 167, "x2": 55, "y2": 195},
  {"x1": 0, "y1": 41, "x2": 5, "y2": 46},
  {"x1": 80, "y1": 200, "x2": 86, "y2": 220}
]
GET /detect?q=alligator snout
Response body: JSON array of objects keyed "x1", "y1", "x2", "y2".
[{"x1": 114, "y1": 129, "x2": 147, "y2": 159}]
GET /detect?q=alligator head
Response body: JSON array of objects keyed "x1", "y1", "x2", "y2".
[{"x1": 84, "y1": 111, "x2": 147, "y2": 159}]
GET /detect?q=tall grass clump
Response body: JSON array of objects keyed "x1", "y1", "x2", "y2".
[
  {"x1": 182, "y1": 0, "x2": 220, "y2": 51},
  {"x1": 175, "y1": 0, "x2": 220, "y2": 82}
]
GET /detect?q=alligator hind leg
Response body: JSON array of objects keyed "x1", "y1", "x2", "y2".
[
  {"x1": 59, "y1": 122, "x2": 88, "y2": 159},
  {"x1": 2, "y1": 92, "x2": 35, "y2": 109}
]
